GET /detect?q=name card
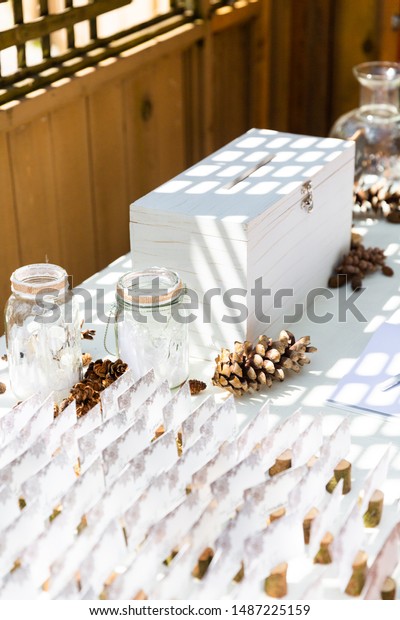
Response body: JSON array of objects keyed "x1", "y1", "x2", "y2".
[
  {"x1": 291, "y1": 415, "x2": 323, "y2": 468},
  {"x1": 362, "y1": 522, "x2": 400, "y2": 600},
  {"x1": 163, "y1": 381, "x2": 191, "y2": 431},
  {"x1": 102, "y1": 411, "x2": 158, "y2": 486},
  {"x1": 0, "y1": 485, "x2": 20, "y2": 533},
  {"x1": 331, "y1": 502, "x2": 365, "y2": 591},
  {"x1": 236, "y1": 401, "x2": 269, "y2": 462},
  {"x1": 200, "y1": 396, "x2": 237, "y2": 447},
  {"x1": 78, "y1": 410, "x2": 130, "y2": 472},
  {"x1": 0, "y1": 502, "x2": 45, "y2": 578},
  {"x1": 245, "y1": 465, "x2": 308, "y2": 516},
  {"x1": 0, "y1": 393, "x2": 42, "y2": 449},
  {"x1": 0, "y1": 394, "x2": 54, "y2": 473},
  {"x1": 308, "y1": 479, "x2": 343, "y2": 557},
  {"x1": 75, "y1": 403, "x2": 102, "y2": 439},
  {"x1": 244, "y1": 512, "x2": 305, "y2": 580},
  {"x1": 359, "y1": 444, "x2": 390, "y2": 515},
  {"x1": 79, "y1": 520, "x2": 127, "y2": 595},
  {"x1": 181, "y1": 395, "x2": 217, "y2": 450},
  {"x1": 62, "y1": 458, "x2": 105, "y2": 524},
  {"x1": 100, "y1": 369, "x2": 134, "y2": 420},
  {"x1": 192, "y1": 440, "x2": 237, "y2": 489},
  {"x1": 211, "y1": 449, "x2": 266, "y2": 517},
  {"x1": 117, "y1": 369, "x2": 159, "y2": 415},
  {"x1": 260, "y1": 409, "x2": 301, "y2": 470},
  {"x1": 22, "y1": 450, "x2": 77, "y2": 511},
  {"x1": 0, "y1": 566, "x2": 39, "y2": 601}
]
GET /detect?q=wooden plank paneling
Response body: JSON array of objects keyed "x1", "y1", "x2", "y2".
[
  {"x1": 268, "y1": 0, "x2": 291, "y2": 132},
  {"x1": 331, "y1": 0, "x2": 381, "y2": 123},
  {"x1": 123, "y1": 64, "x2": 161, "y2": 201},
  {"x1": 379, "y1": 0, "x2": 400, "y2": 60},
  {"x1": 289, "y1": 0, "x2": 335, "y2": 136},
  {"x1": 153, "y1": 53, "x2": 185, "y2": 182},
  {"x1": 50, "y1": 99, "x2": 97, "y2": 285},
  {"x1": 212, "y1": 23, "x2": 252, "y2": 149},
  {"x1": 123, "y1": 52, "x2": 186, "y2": 202},
  {"x1": 0, "y1": 132, "x2": 20, "y2": 311},
  {"x1": 8, "y1": 116, "x2": 61, "y2": 266},
  {"x1": 88, "y1": 81, "x2": 130, "y2": 267}
]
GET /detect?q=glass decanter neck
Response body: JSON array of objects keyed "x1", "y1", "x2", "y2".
[{"x1": 354, "y1": 61, "x2": 400, "y2": 108}]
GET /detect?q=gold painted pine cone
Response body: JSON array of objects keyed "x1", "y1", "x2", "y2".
[{"x1": 212, "y1": 330, "x2": 317, "y2": 397}]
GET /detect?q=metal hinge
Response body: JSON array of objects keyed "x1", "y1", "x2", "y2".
[{"x1": 301, "y1": 180, "x2": 314, "y2": 213}]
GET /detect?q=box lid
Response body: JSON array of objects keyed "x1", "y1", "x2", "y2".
[{"x1": 131, "y1": 129, "x2": 355, "y2": 224}]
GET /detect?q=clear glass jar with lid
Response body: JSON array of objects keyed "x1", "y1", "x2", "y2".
[
  {"x1": 4, "y1": 263, "x2": 82, "y2": 401},
  {"x1": 115, "y1": 267, "x2": 189, "y2": 388}
]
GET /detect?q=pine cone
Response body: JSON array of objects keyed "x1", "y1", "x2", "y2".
[
  {"x1": 212, "y1": 331, "x2": 317, "y2": 397},
  {"x1": 59, "y1": 358, "x2": 128, "y2": 417},
  {"x1": 189, "y1": 379, "x2": 207, "y2": 395}
]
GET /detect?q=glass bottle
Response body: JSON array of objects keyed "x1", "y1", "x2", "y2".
[
  {"x1": 115, "y1": 267, "x2": 189, "y2": 389},
  {"x1": 330, "y1": 61, "x2": 400, "y2": 187},
  {"x1": 4, "y1": 263, "x2": 82, "y2": 401}
]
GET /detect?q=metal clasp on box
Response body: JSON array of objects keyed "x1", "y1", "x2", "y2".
[{"x1": 301, "y1": 180, "x2": 314, "y2": 213}]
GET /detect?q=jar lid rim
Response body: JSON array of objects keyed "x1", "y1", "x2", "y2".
[
  {"x1": 11, "y1": 263, "x2": 68, "y2": 295},
  {"x1": 116, "y1": 267, "x2": 184, "y2": 307}
]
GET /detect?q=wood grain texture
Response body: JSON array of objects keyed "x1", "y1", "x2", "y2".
[
  {"x1": 88, "y1": 81, "x2": 130, "y2": 267},
  {"x1": 8, "y1": 116, "x2": 61, "y2": 266},
  {"x1": 331, "y1": 0, "x2": 381, "y2": 123},
  {"x1": 50, "y1": 99, "x2": 97, "y2": 285},
  {"x1": 212, "y1": 23, "x2": 252, "y2": 149},
  {"x1": 379, "y1": 0, "x2": 400, "y2": 61},
  {"x1": 0, "y1": 132, "x2": 20, "y2": 310}
]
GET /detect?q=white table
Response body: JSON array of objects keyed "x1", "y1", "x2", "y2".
[{"x1": 1, "y1": 217, "x2": 400, "y2": 599}]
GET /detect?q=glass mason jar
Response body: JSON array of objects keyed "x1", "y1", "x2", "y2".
[
  {"x1": 330, "y1": 61, "x2": 400, "y2": 187},
  {"x1": 115, "y1": 268, "x2": 189, "y2": 389},
  {"x1": 4, "y1": 263, "x2": 82, "y2": 401}
]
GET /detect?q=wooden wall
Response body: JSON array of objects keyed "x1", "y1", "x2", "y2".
[
  {"x1": 269, "y1": 0, "x2": 400, "y2": 136},
  {"x1": 0, "y1": 0, "x2": 398, "y2": 318}
]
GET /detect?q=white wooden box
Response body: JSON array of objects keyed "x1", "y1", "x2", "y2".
[{"x1": 130, "y1": 129, "x2": 355, "y2": 360}]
